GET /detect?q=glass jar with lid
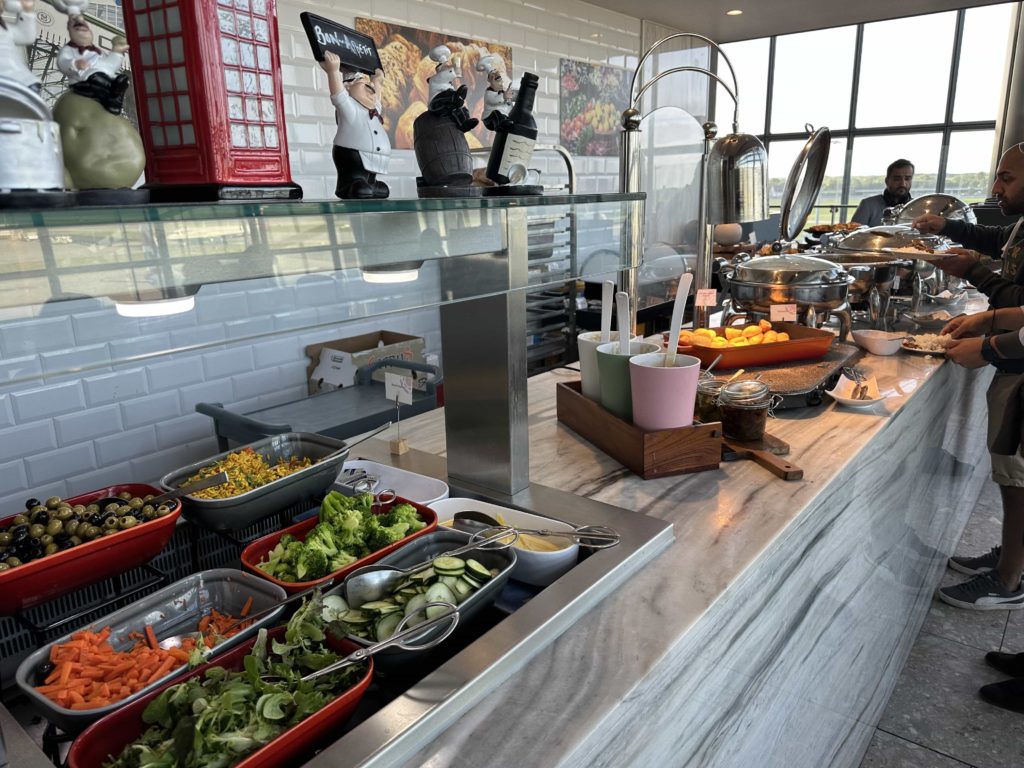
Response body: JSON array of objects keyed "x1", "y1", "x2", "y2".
[
  {"x1": 718, "y1": 380, "x2": 774, "y2": 441},
  {"x1": 695, "y1": 379, "x2": 726, "y2": 423}
]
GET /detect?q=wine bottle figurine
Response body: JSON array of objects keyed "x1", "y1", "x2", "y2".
[{"x1": 484, "y1": 72, "x2": 540, "y2": 194}]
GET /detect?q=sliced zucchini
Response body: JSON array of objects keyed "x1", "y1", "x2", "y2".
[
  {"x1": 410, "y1": 567, "x2": 435, "y2": 582},
  {"x1": 432, "y1": 556, "x2": 466, "y2": 576},
  {"x1": 403, "y1": 594, "x2": 428, "y2": 627},
  {"x1": 465, "y1": 559, "x2": 492, "y2": 583},
  {"x1": 375, "y1": 612, "x2": 403, "y2": 641},
  {"x1": 452, "y1": 578, "x2": 475, "y2": 603},
  {"x1": 362, "y1": 600, "x2": 401, "y2": 614},
  {"x1": 425, "y1": 583, "x2": 457, "y2": 618},
  {"x1": 341, "y1": 609, "x2": 373, "y2": 625}
]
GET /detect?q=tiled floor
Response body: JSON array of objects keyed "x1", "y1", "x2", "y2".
[{"x1": 860, "y1": 481, "x2": 1024, "y2": 768}]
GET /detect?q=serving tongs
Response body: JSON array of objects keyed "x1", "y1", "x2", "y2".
[
  {"x1": 263, "y1": 602, "x2": 460, "y2": 683},
  {"x1": 94, "y1": 472, "x2": 230, "y2": 510},
  {"x1": 452, "y1": 510, "x2": 620, "y2": 549},
  {"x1": 342, "y1": 528, "x2": 517, "y2": 605},
  {"x1": 157, "y1": 579, "x2": 336, "y2": 651}
]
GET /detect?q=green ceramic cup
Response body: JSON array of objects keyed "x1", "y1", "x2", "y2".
[{"x1": 595, "y1": 340, "x2": 662, "y2": 420}]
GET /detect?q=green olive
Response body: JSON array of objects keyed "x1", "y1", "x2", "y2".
[
  {"x1": 118, "y1": 505, "x2": 132, "y2": 516},
  {"x1": 45, "y1": 496, "x2": 61, "y2": 509},
  {"x1": 85, "y1": 526, "x2": 100, "y2": 539},
  {"x1": 29, "y1": 505, "x2": 46, "y2": 516},
  {"x1": 118, "y1": 491, "x2": 132, "y2": 500},
  {"x1": 44, "y1": 543, "x2": 58, "y2": 555},
  {"x1": 65, "y1": 521, "x2": 80, "y2": 536},
  {"x1": 128, "y1": 498, "x2": 143, "y2": 509},
  {"x1": 102, "y1": 517, "x2": 119, "y2": 530},
  {"x1": 45, "y1": 520, "x2": 62, "y2": 536},
  {"x1": 103, "y1": 528, "x2": 119, "y2": 536},
  {"x1": 86, "y1": 503, "x2": 100, "y2": 514},
  {"x1": 119, "y1": 516, "x2": 138, "y2": 529},
  {"x1": 143, "y1": 494, "x2": 154, "y2": 502},
  {"x1": 69, "y1": 535, "x2": 82, "y2": 546},
  {"x1": 156, "y1": 505, "x2": 171, "y2": 517},
  {"x1": 5, "y1": 557, "x2": 21, "y2": 567},
  {"x1": 104, "y1": 503, "x2": 120, "y2": 514},
  {"x1": 12, "y1": 514, "x2": 28, "y2": 526},
  {"x1": 0, "y1": 563, "x2": 9, "y2": 572},
  {"x1": 72, "y1": 504, "x2": 86, "y2": 515},
  {"x1": 56, "y1": 508, "x2": 73, "y2": 521},
  {"x1": 39, "y1": 534, "x2": 53, "y2": 546},
  {"x1": 0, "y1": 532, "x2": 10, "y2": 547},
  {"x1": 28, "y1": 524, "x2": 45, "y2": 538}
]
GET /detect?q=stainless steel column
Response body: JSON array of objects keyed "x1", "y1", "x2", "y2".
[
  {"x1": 999, "y1": 6, "x2": 1024, "y2": 158},
  {"x1": 439, "y1": 208, "x2": 530, "y2": 495}
]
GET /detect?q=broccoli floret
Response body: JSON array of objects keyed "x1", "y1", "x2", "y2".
[
  {"x1": 305, "y1": 522, "x2": 340, "y2": 557},
  {"x1": 295, "y1": 547, "x2": 329, "y2": 581},
  {"x1": 378, "y1": 503, "x2": 426, "y2": 533},
  {"x1": 329, "y1": 551, "x2": 356, "y2": 572},
  {"x1": 364, "y1": 521, "x2": 412, "y2": 553}
]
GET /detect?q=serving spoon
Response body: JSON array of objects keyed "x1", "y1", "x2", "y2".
[{"x1": 93, "y1": 472, "x2": 229, "y2": 512}]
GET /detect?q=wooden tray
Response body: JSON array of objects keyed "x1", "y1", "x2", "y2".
[
  {"x1": 664, "y1": 322, "x2": 835, "y2": 370},
  {"x1": 555, "y1": 381, "x2": 722, "y2": 479}
]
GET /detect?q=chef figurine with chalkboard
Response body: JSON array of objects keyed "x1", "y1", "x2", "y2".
[{"x1": 319, "y1": 51, "x2": 390, "y2": 199}]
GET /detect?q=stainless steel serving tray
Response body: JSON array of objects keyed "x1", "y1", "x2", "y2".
[
  {"x1": 15, "y1": 568, "x2": 286, "y2": 734},
  {"x1": 328, "y1": 530, "x2": 517, "y2": 664},
  {"x1": 159, "y1": 432, "x2": 348, "y2": 531}
]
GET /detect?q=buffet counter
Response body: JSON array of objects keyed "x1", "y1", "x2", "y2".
[{"x1": 345, "y1": 348, "x2": 992, "y2": 768}]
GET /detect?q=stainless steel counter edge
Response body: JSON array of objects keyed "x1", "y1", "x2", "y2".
[{"x1": 305, "y1": 443, "x2": 674, "y2": 768}]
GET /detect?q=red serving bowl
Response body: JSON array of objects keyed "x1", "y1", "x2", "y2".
[
  {"x1": 664, "y1": 322, "x2": 835, "y2": 370},
  {"x1": 240, "y1": 495, "x2": 438, "y2": 593},
  {"x1": 67, "y1": 626, "x2": 373, "y2": 768},
  {"x1": 0, "y1": 483, "x2": 181, "y2": 615}
]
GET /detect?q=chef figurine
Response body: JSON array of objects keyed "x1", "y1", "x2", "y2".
[
  {"x1": 320, "y1": 50, "x2": 390, "y2": 199},
  {"x1": 476, "y1": 55, "x2": 511, "y2": 131},
  {"x1": 425, "y1": 44, "x2": 477, "y2": 133},
  {"x1": 57, "y1": 15, "x2": 129, "y2": 115},
  {"x1": 0, "y1": 0, "x2": 40, "y2": 92}
]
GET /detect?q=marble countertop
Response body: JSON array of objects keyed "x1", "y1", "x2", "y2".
[{"x1": 390, "y1": 333, "x2": 972, "y2": 767}]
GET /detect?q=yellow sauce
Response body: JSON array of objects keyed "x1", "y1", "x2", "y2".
[{"x1": 440, "y1": 517, "x2": 571, "y2": 552}]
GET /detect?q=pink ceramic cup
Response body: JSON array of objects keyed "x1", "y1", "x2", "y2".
[{"x1": 628, "y1": 352, "x2": 701, "y2": 431}]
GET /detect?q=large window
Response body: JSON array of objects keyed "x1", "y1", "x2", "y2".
[{"x1": 715, "y1": 2, "x2": 1018, "y2": 223}]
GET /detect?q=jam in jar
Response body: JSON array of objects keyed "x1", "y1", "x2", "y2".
[
  {"x1": 695, "y1": 379, "x2": 726, "y2": 423},
  {"x1": 718, "y1": 380, "x2": 773, "y2": 441}
]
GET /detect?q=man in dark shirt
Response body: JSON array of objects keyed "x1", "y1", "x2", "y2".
[
  {"x1": 851, "y1": 159, "x2": 915, "y2": 226},
  {"x1": 912, "y1": 145, "x2": 1024, "y2": 609}
]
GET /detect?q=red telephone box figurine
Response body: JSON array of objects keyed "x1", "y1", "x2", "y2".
[{"x1": 122, "y1": 0, "x2": 301, "y2": 201}]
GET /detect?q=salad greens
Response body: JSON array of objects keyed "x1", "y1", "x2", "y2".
[
  {"x1": 257, "y1": 491, "x2": 427, "y2": 583},
  {"x1": 103, "y1": 591, "x2": 365, "y2": 768}
]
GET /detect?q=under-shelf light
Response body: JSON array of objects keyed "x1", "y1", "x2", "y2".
[
  {"x1": 114, "y1": 295, "x2": 196, "y2": 317},
  {"x1": 360, "y1": 260, "x2": 424, "y2": 284}
]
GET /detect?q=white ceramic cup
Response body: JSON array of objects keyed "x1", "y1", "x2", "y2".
[
  {"x1": 629, "y1": 352, "x2": 702, "y2": 431},
  {"x1": 577, "y1": 331, "x2": 640, "y2": 400}
]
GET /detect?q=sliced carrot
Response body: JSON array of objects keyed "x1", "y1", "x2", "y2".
[
  {"x1": 240, "y1": 596, "x2": 254, "y2": 617},
  {"x1": 144, "y1": 625, "x2": 158, "y2": 651}
]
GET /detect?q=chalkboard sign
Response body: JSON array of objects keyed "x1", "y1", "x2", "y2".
[{"x1": 300, "y1": 13, "x2": 383, "y2": 75}]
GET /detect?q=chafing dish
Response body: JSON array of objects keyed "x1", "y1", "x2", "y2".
[{"x1": 890, "y1": 193, "x2": 976, "y2": 226}]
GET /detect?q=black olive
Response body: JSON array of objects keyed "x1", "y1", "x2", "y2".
[
  {"x1": 12, "y1": 514, "x2": 28, "y2": 526},
  {"x1": 11, "y1": 526, "x2": 28, "y2": 542},
  {"x1": 44, "y1": 496, "x2": 61, "y2": 509},
  {"x1": 57, "y1": 540, "x2": 73, "y2": 550},
  {"x1": 29, "y1": 505, "x2": 46, "y2": 516},
  {"x1": 36, "y1": 660, "x2": 53, "y2": 678},
  {"x1": 89, "y1": 514, "x2": 104, "y2": 526},
  {"x1": 24, "y1": 498, "x2": 40, "y2": 510},
  {"x1": 54, "y1": 532, "x2": 69, "y2": 543},
  {"x1": 32, "y1": 511, "x2": 49, "y2": 525},
  {"x1": 28, "y1": 524, "x2": 45, "y2": 538},
  {"x1": 0, "y1": 549, "x2": 7, "y2": 561}
]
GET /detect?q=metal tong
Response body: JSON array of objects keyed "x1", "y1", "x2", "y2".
[
  {"x1": 843, "y1": 366, "x2": 870, "y2": 400},
  {"x1": 453, "y1": 510, "x2": 620, "y2": 549}
]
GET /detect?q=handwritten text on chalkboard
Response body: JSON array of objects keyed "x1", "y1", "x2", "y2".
[{"x1": 300, "y1": 13, "x2": 382, "y2": 75}]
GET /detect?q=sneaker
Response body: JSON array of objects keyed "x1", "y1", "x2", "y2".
[
  {"x1": 985, "y1": 651, "x2": 1024, "y2": 677},
  {"x1": 979, "y1": 678, "x2": 1024, "y2": 713},
  {"x1": 937, "y1": 571, "x2": 1024, "y2": 610},
  {"x1": 948, "y1": 546, "x2": 1001, "y2": 575}
]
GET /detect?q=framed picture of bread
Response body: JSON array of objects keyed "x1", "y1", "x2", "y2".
[{"x1": 354, "y1": 18, "x2": 513, "y2": 150}]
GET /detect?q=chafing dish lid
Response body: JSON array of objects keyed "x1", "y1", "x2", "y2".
[
  {"x1": 894, "y1": 193, "x2": 976, "y2": 226},
  {"x1": 733, "y1": 253, "x2": 849, "y2": 285},
  {"x1": 835, "y1": 225, "x2": 943, "y2": 252},
  {"x1": 779, "y1": 126, "x2": 831, "y2": 242}
]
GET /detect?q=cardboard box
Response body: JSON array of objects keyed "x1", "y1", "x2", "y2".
[{"x1": 306, "y1": 331, "x2": 426, "y2": 394}]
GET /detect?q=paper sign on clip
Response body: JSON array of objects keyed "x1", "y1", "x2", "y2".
[
  {"x1": 769, "y1": 303, "x2": 798, "y2": 323},
  {"x1": 695, "y1": 288, "x2": 717, "y2": 307},
  {"x1": 384, "y1": 372, "x2": 414, "y2": 405}
]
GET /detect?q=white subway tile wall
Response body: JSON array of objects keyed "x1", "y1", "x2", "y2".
[{"x1": 0, "y1": 0, "x2": 639, "y2": 510}]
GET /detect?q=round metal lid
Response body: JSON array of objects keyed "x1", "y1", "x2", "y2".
[
  {"x1": 894, "y1": 193, "x2": 977, "y2": 226},
  {"x1": 733, "y1": 253, "x2": 849, "y2": 286},
  {"x1": 836, "y1": 225, "x2": 944, "y2": 253},
  {"x1": 719, "y1": 380, "x2": 770, "y2": 404},
  {"x1": 779, "y1": 126, "x2": 831, "y2": 242}
]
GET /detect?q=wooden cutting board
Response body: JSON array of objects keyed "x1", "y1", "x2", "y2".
[{"x1": 721, "y1": 433, "x2": 803, "y2": 481}]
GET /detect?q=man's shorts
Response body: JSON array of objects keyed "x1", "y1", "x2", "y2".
[{"x1": 988, "y1": 371, "x2": 1024, "y2": 487}]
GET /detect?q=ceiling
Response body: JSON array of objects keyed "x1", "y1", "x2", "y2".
[{"x1": 587, "y1": 0, "x2": 1012, "y2": 42}]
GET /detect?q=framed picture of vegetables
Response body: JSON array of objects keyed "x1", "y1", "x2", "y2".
[{"x1": 558, "y1": 59, "x2": 629, "y2": 157}]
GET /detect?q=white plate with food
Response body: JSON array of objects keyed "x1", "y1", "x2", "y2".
[
  {"x1": 902, "y1": 333, "x2": 951, "y2": 355},
  {"x1": 827, "y1": 373, "x2": 887, "y2": 408}
]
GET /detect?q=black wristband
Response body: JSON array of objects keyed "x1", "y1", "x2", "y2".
[{"x1": 981, "y1": 336, "x2": 1001, "y2": 364}]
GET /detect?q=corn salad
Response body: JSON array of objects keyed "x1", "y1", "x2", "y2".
[{"x1": 183, "y1": 448, "x2": 312, "y2": 499}]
